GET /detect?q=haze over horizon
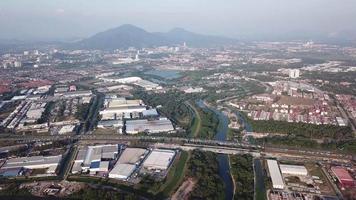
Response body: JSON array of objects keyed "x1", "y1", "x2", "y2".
[{"x1": 1, "y1": 0, "x2": 356, "y2": 41}]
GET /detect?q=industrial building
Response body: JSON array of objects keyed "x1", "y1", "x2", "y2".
[
  {"x1": 101, "y1": 77, "x2": 162, "y2": 91},
  {"x1": 71, "y1": 145, "x2": 119, "y2": 174},
  {"x1": 1, "y1": 155, "x2": 62, "y2": 174},
  {"x1": 108, "y1": 148, "x2": 148, "y2": 180},
  {"x1": 289, "y1": 69, "x2": 300, "y2": 79},
  {"x1": 125, "y1": 118, "x2": 174, "y2": 134},
  {"x1": 279, "y1": 164, "x2": 308, "y2": 176},
  {"x1": 267, "y1": 160, "x2": 285, "y2": 189},
  {"x1": 331, "y1": 166, "x2": 355, "y2": 187},
  {"x1": 54, "y1": 90, "x2": 92, "y2": 98},
  {"x1": 108, "y1": 163, "x2": 136, "y2": 180},
  {"x1": 106, "y1": 99, "x2": 143, "y2": 108},
  {"x1": 142, "y1": 149, "x2": 176, "y2": 171},
  {"x1": 97, "y1": 120, "x2": 124, "y2": 129},
  {"x1": 142, "y1": 109, "x2": 159, "y2": 117},
  {"x1": 25, "y1": 102, "x2": 47, "y2": 122},
  {"x1": 58, "y1": 125, "x2": 75, "y2": 134},
  {"x1": 100, "y1": 97, "x2": 146, "y2": 118},
  {"x1": 99, "y1": 106, "x2": 147, "y2": 116},
  {"x1": 335, "y1": 117, "x2": 347, "y2": 126}
]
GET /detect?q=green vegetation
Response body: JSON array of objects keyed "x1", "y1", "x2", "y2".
[
  {"x1": 229, "y1": 154, "x2": 254, "y2": 200},
  {"x1": 304, "y1": 71, "x2": 356, "y2": 95},
  {"x1": 84, "y1": 92, "x2": 104, "y2": 132},
  {"x1": 244, "y1": 113, "x2": 353, "y2": 140},
  {"x1": 257, "y1": 135, "x2": 318, "y2": 148},
  {"x1": 227, "y1": 128, "x2": 243, "y2": 141},
  {"x1": 337, "y1": 140, "x2": 356, "y2": 153},
  {"x1": 67, "y1": 176, "x2": 154, "y2": 199},
  {"x1": 37, "y1": 101, "x2": 55, "y2": 124},
  {"x1": 136, "y1": 151, "x2": 190, "y2": 198},
  {"x1": 195, "y1": 105, "x2": 219, "y2": 139},
  {"x1": 186, "y1": 102, "x2": 201, "y2": 137},
  {"x1": 203, "y1": 80, "x2": 265, "y2": 104},
  {"x1": 133, "y1": 90, "x2": 198, "y2": 130},
  {"x1": 0, "y1": 183, "x2": 33, "y2": 198},
  {"x1": 186, "y1": 150, "x2": 225, "y2": 200},
  {"x1": 158, "y1": 151, "x2": 190, "y2": 196},
  {"x1": 69, "y1": 187, "x2": 139, "y2": 200},
  {"x1": 75, "y1": 102, "x2": 91, "y2": 121},
  {"x1": 257, "y1": 135, "x2": 356, "y2": 154}
]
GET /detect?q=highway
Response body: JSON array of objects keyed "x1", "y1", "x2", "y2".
[{"x1": 0, "y1": 134, "x2": 352, "y2": 163}]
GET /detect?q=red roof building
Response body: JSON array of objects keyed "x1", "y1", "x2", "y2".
[
  {"x1": 331, "y1": 167, "x2": 355, "y2": 187},
  {"x1": 69, "y1": 85, "x2": 77, "y2": 92}
]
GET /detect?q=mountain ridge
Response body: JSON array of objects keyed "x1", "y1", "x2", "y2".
[{"x1": 74, "y1": 24, "x2": 238, "y2": 50}]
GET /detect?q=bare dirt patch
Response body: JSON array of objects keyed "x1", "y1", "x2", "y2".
[{"x1": 171, "y1": 178, "x2": 196, "y2": 200}]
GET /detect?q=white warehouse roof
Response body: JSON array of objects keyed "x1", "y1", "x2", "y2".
[
  {"x1": 2, "y1": 155, "x2": 62, "y2": 170},
  {"x1": 267, "y1": 160, "x2": 285, "y2": 189},
  {"x1": 279, "y1": 164, "x2": 308, "y2": 176},
  {"x1": 117, "y1": 148, "x2": 147, "y2": 164},
  {"x1": 143, "y1": 149, "x2": 176, "y2": 170},
  {"x1": 109, "y1": 163, "x2": 136, "y2": 180},
  {"x1": 125, "y1": 118, "x2": 174, "y2": 134}
]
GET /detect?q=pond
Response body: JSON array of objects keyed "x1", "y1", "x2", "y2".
[{"x1": 144, "y1": 70, "x2": 181, "y2": 79}]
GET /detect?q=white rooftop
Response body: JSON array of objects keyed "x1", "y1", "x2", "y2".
[
  {"x1": 267, "y1": 160, "x2": 285, "y2": 189},
  {"x1": 109, "y1": 163, "x2": 136, "y2": 180},
  {"x1": 143, "y1": 149, "x2": 176, "y2": 170}
]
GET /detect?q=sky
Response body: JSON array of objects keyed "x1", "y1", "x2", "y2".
[{"x1": 0, "y1": 0, "x2": 356, "y2": 41}]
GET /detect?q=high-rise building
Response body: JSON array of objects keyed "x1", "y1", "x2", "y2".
[
  {"x1": 14, "y1": 61, "x2": 22, "y2": 68},
  {"x1": 289, "y1": 69, "x2": 300, "y2": 79}
]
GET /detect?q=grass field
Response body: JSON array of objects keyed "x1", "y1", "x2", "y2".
[
  {"x1": 157, "y1": 151, "x2": 190, "y2": 197},
  {"x1": 186, "y1": 102, "x2": 201, "y2": 137}
]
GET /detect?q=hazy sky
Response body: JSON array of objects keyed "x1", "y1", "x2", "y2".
[{"x1": 0, "y1": 0, "x2": 355, "y2": 40}]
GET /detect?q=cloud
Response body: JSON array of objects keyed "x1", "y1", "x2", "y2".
[{"x1": 55, "y1": 8, "x2": 65, "y2": 14}]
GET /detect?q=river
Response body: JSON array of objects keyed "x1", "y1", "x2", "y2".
[
  {"x1": 196, "y1": 100, "x2": 234, "y2": 200},
  {"x1": 254, "y1": 159, "x2": 266, "y2": 200},
  {"x1": 235, "y1": 111, "x2": 253, "y2": 132}
]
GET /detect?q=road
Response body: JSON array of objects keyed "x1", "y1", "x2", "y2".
[{"x1": 0, "y1": 134, "x2": 352, "y2": 163}]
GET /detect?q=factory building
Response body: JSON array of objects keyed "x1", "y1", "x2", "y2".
[
  {"x1": 54, "y1": 90, "x2": 92, "y2": 98},
  {"x1": 100, "y1": 77, "x2": 162, "y2": 91},
  {"x1": 142, "y1": 109, "x2": 159, "y2": 118},
  {"x1": 336, "y1": 117, "x2": 347, "y2": 126},
  {"x1": 106, "y1": 99, "x2": 143, "y2": 108},
  {"x1": 1, "y1": 155, "x2": 62, "y2": 174},
  {"x1": 99, "y1": 106, "x2": 147, "y2": 116},
  {"x1": 97, "y1": 120, "x2": 124, "y2": 133},
  {"x1": 109, "y1": 148, "x2": 148, "y2": 180},
  {"x1": 289, "y1": 69, "x2": 300, "y2": 79},
  {"x1": 100, "y1": 97, "x2": 146, "y2": 119},
  {"x1": 125, "y1": 118, "x2": 174, "y2": 134},
  {"x1": 108, "y1": 163, "x2": 136, "y2": 180},
  {"x1": 267, "y1": 160, "x2": 285, "y2": 189},
  {"x1": 331, "y1": 166, "x2": 355, "y2": 187},
  {"x1": 58, "y1": 125, "x2": 75, "y2": 134},
  {"x1": 279, "y1": 164, "x2": 308, "y2": 176},
  {"x1": 71, "y1": 145, "x2": 119, "y2": 174},
  {"x1": 142, "y1": 149, "x2": 176, "y2": 171}
]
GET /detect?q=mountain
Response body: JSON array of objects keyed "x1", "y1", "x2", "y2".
[
  {"x1": 74, "y1": 24, "x2": 238, "y2": 50},
  {"x1": 157, "y1": 28, "x2": 237, "y2": 47}
]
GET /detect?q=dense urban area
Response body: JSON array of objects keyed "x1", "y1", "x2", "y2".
[{"x1": 0, "y1": 25, "x2": 356, "y2": 200}]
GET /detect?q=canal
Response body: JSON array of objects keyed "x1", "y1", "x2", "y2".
[
  {"x1": 254, "y1": 159, "x2": 266, "y2": 200},
  {"x1": 196, "y1": 100, "x2": 234, "y2": 200}
]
